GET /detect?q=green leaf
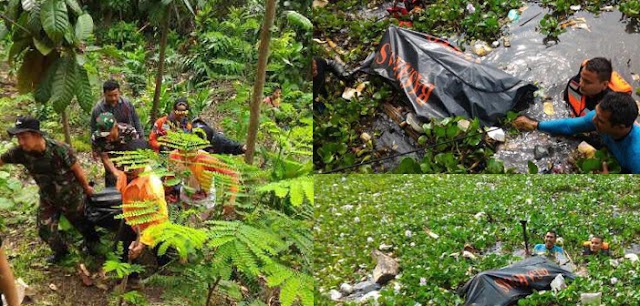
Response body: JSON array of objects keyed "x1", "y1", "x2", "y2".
[
  {"x1": 65, "y1": 0, "x2": 83, "y2": 15},
  {"x1": 41, "y1": 0, "x2": 70, "y2": 44},
  {"x1": 50, "y1": 56, "x2": 77, "y2": 113},
  {"x1": 289, "y1": 180, "x2": 303, "y2": 206},
  {"x1": 17, "y1": 49, "x2": 45, "y2": 93},
  {"x1": 0, "y1": 23, "x2": 8, "y2": 40},
  {"x1": 393, "y1": 157, "x2": 422, "y2": 174},
  {"x1": 8, "y1": 38, "x2": 31, "y2": 64},
  {"x1": 286, "y1": 11, "x2": 312, "y2": 30},
  {"x1": 0, "y1": 197, "x2": 14, "y2": 210},
  {"x1": 33, "y1": 37, "x2": 54, "y2": 55},
  {"x1": 180, "y1": 0, "x2": 195, "y2": 16},
  {"x1": 74, "y1": 13, "x2": 93, "y2": 40},
  {"x1": 485, "y1": 158, "x2": 504, "y2": 174},
  {"x1": 75, "y1": 66, "x2": 93, "y2": 112},
  {"x1": 580, "y1": 159, "x2": 602, "y2": 173},
  {"x1": 527, "y1": 161, "x2": 538, "y2": 174},
  {"x1": 34, "y1": 55, "x2": 62, "y2": 103},
  {"x1": 164, "y1": 177, "x2": 181, "y2": 186}
]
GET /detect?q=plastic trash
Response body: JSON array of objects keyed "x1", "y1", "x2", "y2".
[
  {"x1": 473, "y1": 41, "x2": 493, "y2": 57},
  {"x1": 503, "y1": 36, "x2": 511, "y2": 47},
  {"x1": 329, "y1": 289, "x2": 342, "y2": 301},
  {"x1": 550, "y1": 274, "x2": 567, "y2": 292},
  {"x1": 406, "y1": 113, "x2": 425, "y2": 133},
  {"x1": 534, "y1": 145, "x2": 550, "y2": 160},
  {"x1": 543, "y1": 102, "x2": 555, "y2": 115},
  {"x1": 624, "y1": 253, "x2": 639, "y2": 263},
  {"x1": 507, "y1": 9, "x2": 520, "y2": 22},
  {"x1": 578, "y1": 141, "x2": 596, "y2": 158},
  {"x1": 487, "y1": 128, "x2": 506, "y2": 142},
  {"x1": 570, "y1": 5, "x2": 581, "y2": 11},
  {"x1": 360, "y1": 132, "x2": 372, "y2": 142},
  {"x1": 466, "y1": 3, "x2": 476, "y2": 14}
]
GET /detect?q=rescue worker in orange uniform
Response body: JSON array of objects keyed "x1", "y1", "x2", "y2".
[
  {"x1": 564, "y1": 57, "x2": 632, "y2": 117},
  {"x1": 149, "y1": 98, "x2": 193, "y2": 152}
]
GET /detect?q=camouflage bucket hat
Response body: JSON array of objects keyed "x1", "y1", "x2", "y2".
[{"x1": 95, "y1": 112, "x2": 116, "y2": 137}]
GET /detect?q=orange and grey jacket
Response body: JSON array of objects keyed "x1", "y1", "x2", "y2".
[{"x1": 564, "y1": 60, "x2": 632, "y2": 117}]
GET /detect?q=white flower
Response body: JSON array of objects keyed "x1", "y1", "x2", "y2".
[
  {"x1": 419, "y1": 277, "x2": 427, "y2": 286},
  {"x1": 367, "y1": 237, "x2": 374, "y2": 243}
]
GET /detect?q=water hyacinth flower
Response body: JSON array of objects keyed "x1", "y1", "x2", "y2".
[{"x1": 419, "y1": 277, "x2": 427, "y2": 286}]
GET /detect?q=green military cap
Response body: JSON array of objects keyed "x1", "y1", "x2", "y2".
[{"x1": 95, "y1": 112, "x2": 116, "y2": 137}]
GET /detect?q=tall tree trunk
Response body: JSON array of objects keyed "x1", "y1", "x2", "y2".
[
  {"x1": 244, "y1": 0, "x2": 277, "y2": 165},
  {"x1": 150, "y1": 8, "x2": 170, "y2": 125},
  {"x1": 62, "y1": 109, "x2": 72, "y2": 147}
]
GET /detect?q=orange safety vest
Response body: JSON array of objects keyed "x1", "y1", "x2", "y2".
[{"x1": 567, "y1": 60, "x2": 632, "y2": 117}]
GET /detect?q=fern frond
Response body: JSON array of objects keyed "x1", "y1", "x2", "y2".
[
  {"x1": 263, "y1": 263, "x2": 314, "y2": 306},
  {"x1": 143, "y1": 222, "x2": 209, "y2": 260},
  {"x1": 159, "y1": 131, "x2": 210, "y2": 152},
  {"x1": 206, "y1": 221, "x2": 285, "y2": 276}
]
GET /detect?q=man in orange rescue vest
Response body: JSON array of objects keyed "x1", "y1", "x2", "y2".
[{"x1": 564, "y1": 57, "x2": 632, "y2": 117}]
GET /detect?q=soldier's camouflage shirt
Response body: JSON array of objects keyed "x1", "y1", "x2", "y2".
[
  {"x1": 1, "y1": 137, "x2": 83, "y2": 202},
  {"x1": 91, "y1": 123, "x2": 139, "y2": 154}
]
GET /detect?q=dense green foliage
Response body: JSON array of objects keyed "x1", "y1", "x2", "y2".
[
  {"x1": 315, "y1": 175, "x2": 640, "y2": 305},
  {"x1": 0, "y1": 0, "x2": 313, "y2": 304}
]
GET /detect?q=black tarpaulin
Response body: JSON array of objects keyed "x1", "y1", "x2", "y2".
[
  {"x1": 360, "y1": 26, "x2": 537, "y2": 126},
  {"x1": 458, "y1": 256, "x2": 576, "y2": 306}
]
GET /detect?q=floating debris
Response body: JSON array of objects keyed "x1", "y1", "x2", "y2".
[
  {"x1": 577, "y1": 141, "x2": 596, "y2": 158},
  {"x1": 543, "y1": 102, "x2": 555, "y2": 115},
  {"x1": 473, "y1": 41, "x2": 493, "y2": 56},
  {"x1": 503, "y1": 36, "x2": 511, "y2": 47},
  {"x1": 406, "y1": 113, "x2": 425, "y2": 133},
  {"x1": 507, "y1": 9, "x2": 520, "y2": 22},
  {"x1": 487, "y1": 128, "x2": 506, "y2": 142},
  {"x1": 424, "y1": 228, "x2": 439, "y2": 239},
  {"x1": 458, "y1": 119, "x2": 471, "y2": 131}
]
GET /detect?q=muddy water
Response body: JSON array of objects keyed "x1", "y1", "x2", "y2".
[
  {"x1": 485, "y1": 4, "x2": 640, "y2": 172},
  {"x1": 353, "y1": 2, "x2": 640, "y2": 172},
  {"x1": 368, "y1": 113, "x2": 422, "y2": 171}
]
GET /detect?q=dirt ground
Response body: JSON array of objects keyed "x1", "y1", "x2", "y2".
[{"x1": 0, "y1": 150, "x2": 169, "y2": 305}]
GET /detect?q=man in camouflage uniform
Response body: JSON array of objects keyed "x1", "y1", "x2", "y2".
[
  {"x1": 91, "y1": 112, "x2": 139, "y2": 187},
  {"x1": 0, "y1": 116, "x2": 99, "y2": 263}
]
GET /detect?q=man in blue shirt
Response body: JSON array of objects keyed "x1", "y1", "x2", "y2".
[
  {"x1": 532, "y1": 231, "x2": 564, "y2": 258},
  {"x1": 514, "y1": 92, "x2": 640, "y2": 173}
]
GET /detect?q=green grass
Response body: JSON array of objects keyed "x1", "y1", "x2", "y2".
[{"x1": 314, "y1": 175, "x2": 640, "y2": 305}]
